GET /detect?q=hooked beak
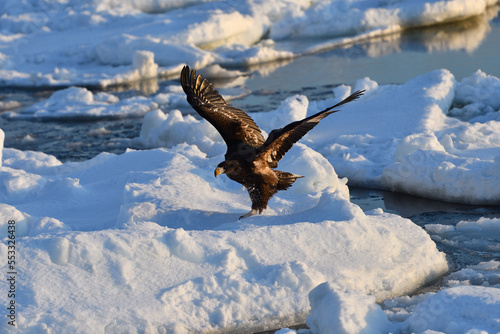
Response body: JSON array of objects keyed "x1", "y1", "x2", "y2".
[{"x1": 214, "y1": 166, "x2": 225, "y2": 178}]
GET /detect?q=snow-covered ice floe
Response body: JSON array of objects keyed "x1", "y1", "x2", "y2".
[
  {"x1": 0, "y1": 130, "x2": 451, "y2": 332},
  {"x1": 279, "y1": 277, "x2": 500, "y2": 334},
  {"x1": 278, "y1": 218, "x2": 500, "y2": 334},
  {"x1": 0, "y1": 0, "x2": 498, "y2": 87},
  {"x1": 3, "y1": 86, "x2": 158, "y2": 120}
]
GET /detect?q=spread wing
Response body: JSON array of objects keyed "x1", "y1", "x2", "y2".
[
  {"x1": 180, "y1": 66, "x2": 265, "y2": 152},
  {"x1": 257, "y1": 90, "x2": 364, "y2": 168}
]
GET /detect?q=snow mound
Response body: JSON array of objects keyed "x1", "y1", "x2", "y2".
[
  {"x1": 0, "y1": 143, "x2": 448, "y2": 332},
  {"x1": 138, "y1": 108, "x2": 224, "y2": 156},
  {"x1": 306, "y1": 282, "x2": 390, "y2": 334},
  {"x1": 4, "y1": 86, "x2": 158, "y2": 119},
  {"x1": 279, "y1": 143, "x2": 344, "y2": 195}
]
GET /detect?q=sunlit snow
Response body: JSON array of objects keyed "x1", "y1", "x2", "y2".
[{"x1": 0, "y1": 0, "x2": 499, "y2": 333}]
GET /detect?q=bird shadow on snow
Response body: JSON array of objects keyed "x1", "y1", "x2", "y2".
[{"x1": 154, "y1": 188, "x2": 360, "y2": 231}]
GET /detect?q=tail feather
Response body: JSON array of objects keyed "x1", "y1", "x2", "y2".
[{"x1": 275, "y1": 171, "x2": 303, "y2": 190}]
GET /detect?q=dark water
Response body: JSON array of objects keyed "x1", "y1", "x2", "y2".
[{"x1": 1, "y1": 7, "x2": 500, "y2": 293}]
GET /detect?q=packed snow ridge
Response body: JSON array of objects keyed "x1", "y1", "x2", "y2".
[{"x1": 0, "y1": 0, "x2": 498, "y2": 87}]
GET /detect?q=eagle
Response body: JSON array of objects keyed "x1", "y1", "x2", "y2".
[{"x1": 181, "y1": 66, "x2": 364, "y2": 219}]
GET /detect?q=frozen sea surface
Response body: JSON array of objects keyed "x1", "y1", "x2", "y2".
[{"x1": 1, "y1": 1, "x2": 500, "y2": 333}]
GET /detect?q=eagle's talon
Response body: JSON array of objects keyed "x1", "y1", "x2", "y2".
[{"x1": 239, "y1": 209, "x2": 257, "y2": 220}]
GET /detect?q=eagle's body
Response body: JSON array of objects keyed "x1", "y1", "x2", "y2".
[
  {"x1": 221, "y1": 159, "x2": 301, "y2": 219},
  {"x1": 181, "y1": 66, "x2": 363, "y2": 219}
]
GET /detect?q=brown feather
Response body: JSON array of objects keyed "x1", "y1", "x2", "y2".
[
  {"x1": 181, "y1": 66, "x2": 265, "y2": 156},
  {"x1": 257, "y1": 90, "x2": 364, "y2": 167},
  {"x1": 181, "y1": 66, "x2": 364, "y2": 218}
]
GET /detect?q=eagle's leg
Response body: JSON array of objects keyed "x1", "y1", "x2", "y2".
[{"x1": 239, "y1": 209, "x2": 258, "y2": 220}]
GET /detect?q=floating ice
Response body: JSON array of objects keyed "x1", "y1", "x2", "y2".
[
  {"x1": 0, "y1": 142, "x2": 448, "y2": 332},
  {"x1": 405, "y1": 286, "x2": 500, "y2": 334},
  {"x1": 426, "y1": 217, "x2": 500, "y2": 263},
  {"x1": 3, "y1": 86, "x2": 158, "y2": 119},
  {"x1": 271, "y1": 0, "x2": 498, "y2": 40},
  {"x1": 0, "y1": 100, "x2": 21, "y2": 111},
  {"x1": 306, "y1": 282, "x2": 390, "y2": 334},
  {"x1": 0, "y1": 129, "x2": 3, "y2": 167},
  {"x1": 282, "y1": 261, "x2": 500, "y2": 334},
  {"x1": 0, "y1": 0, "x2": 497, "y2": 87}
]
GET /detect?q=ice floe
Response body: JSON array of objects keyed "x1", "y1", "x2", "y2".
[
  {"x1": 282, "y1": 281, "x2": 500, "y2": 334},
  {"x1": 0, "y1": 137, "x2": 448, "y2": 332},
  {"x1": 3, "y1": 86, "x2": 158, "y2": 119},
  {"x1": 0, "y1": 0, "x2": 497, "y2": 87}
]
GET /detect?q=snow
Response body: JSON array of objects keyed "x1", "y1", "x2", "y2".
[
  {"x1": 0, "y1": 0, "x2": 497, "y2": 87},
  {"x1": 1, "y1": 0, "x2": 500, "y2": 332},
  {"x1": 3, "y1": 86, "x2": 158, "y2": 119},
  {"x1": 0, "y1": 142, "x2": 449, "y2": 332},
  {"x1": 306, "y1": 282, "x2": 390, "y2": 334}
]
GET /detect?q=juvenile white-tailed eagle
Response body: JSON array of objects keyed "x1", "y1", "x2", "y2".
[{"x1": 181, "y1": 66, "x2": 364, "y2": 219}]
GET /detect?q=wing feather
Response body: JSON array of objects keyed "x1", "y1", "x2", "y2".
[
  {"x1": 258, "y1": 90, "x2": 364, "y2": 167},
  {"x1": 181, "y1": 66, "x2": 265, "y2": 150}
]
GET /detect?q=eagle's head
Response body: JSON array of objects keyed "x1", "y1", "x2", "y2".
[
  {"x1": 214, "y1": 161, "x2": 240, "y2": 177},
  {"x1": 214, "y1": 162, "x2": 226, "y2": 177}
]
